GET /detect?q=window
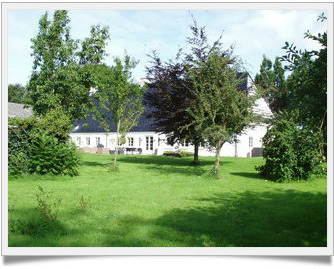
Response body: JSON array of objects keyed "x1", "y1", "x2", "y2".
[
  {"x1": 167, "y1": 137, "x2": 174, "y2": 146},
  {"x1": 128, "y1": 137, "x2": 134, "y2": 147},
  {"x1": 76, "y1": 137, "x2": 81, "y2": 146},
  {"x1": 249, "y1": 137, "x2": 253, "y2": 147},
  {"x1": 96, "y1": 137, "x2": 100, "y2": 145},
  {"x1": 146, "y1": 136, "x2": 153, "y2": 150},
  {"x1": 86, "y1": 137, "x2": 90, "y2": 146}
]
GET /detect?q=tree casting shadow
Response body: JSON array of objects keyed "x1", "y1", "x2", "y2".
[{"x1": 101, "y1": 190, "x2": 327, "y2": 247}]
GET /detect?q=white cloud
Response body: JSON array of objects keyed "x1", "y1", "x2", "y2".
[{"x1": 7, "y1": 9, "x2": 327, "y2": 85}]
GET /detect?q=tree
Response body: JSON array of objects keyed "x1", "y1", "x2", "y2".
[
  {"x1": 254, "y1": 56, "x2": 287, "y2": 113},
  {"x1": 77, "y1": 24, "x2": 110, "y2": 65},
  {"x1": 8, "y1": 84, "x2": 31, "y2": 104},
  {"x1": 89, "y1": 57, "x2": 146, "y2": 171},
  {"x1": 27, "y1": 10, "x2": 110, "y2": 121},
  {"x1": 145, "y1": 20, "x2": 231, "y2": 164},
  {"x1": 145, "y1": 53, "x2": 204, "y2": 164},
  {"x1": 257, "y1": 14, "x2": 327, "y2": 181},
  {"x1": 281, "y1": 14, "x2": 327, "y2": 155},
  {"x1": 187, "y1": 53, "x2": 255, "y2": 177}
]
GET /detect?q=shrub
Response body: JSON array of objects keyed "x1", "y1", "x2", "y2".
[
  {"x1": 163, "y1": 150, "x2": 193, "y2": 158},
  {"x1": 257, "y1": 111, "x2": 324, "y2": 182},
  {"x1": 29, "y1": 132, "x2": 80, "y2": 176},
  {"x1": 8, "y1": 108, "x2": 80, "y2": 176},
  {"x1": 179, "y1": 150, "x2": 193, "y2": 157},
  {"x1": 8, "y1": 116, "x2": 37, "y2": 175}
]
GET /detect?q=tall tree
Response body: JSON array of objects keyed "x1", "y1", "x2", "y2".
[
  {"x1": 146, "y1": 54, "x2": 204, "y2": 164},
  {"x1": 187, "y1": 53, "x2": 255, "y2": 177},
  {"x1": 257, "y1": 14, "x2": 327, "y2": 181},
  {"x1": 77, "y1": 24, "x2": 110, "y2": 65},
  {"x1": 89, "y1": 57, "x2": 146, "y2": 171},
  {"x1": 255, "y1": 56, "x2": 287, "y2": 113},
  {"x1": 27, "y1": 10, "x2": 110, "y2": 121},
  {"x1": 280, "y1": 13, "x2": 327, "y2": 155},
  {"x1": 146, "y1": 20, "x2": 231, "y2": 164}
]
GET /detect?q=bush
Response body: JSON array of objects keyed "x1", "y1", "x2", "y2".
[
  {"x1": 8, "y1": 116, "x2": 37, "y2": 175},
  {"x1": 8, "y1": 113, "x2": 80, "y2": 177},
  {"x1": 29, "y1": 132, "x2": 80, "y2": 176},
  {"x1": 257, "y1": 111, "x2": 324, "y2": 182},
  {"x1": 163, "y1": 150, "x2": 193, "y2": 158}
]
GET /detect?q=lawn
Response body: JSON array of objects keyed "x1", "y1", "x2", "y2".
[{"x1": 8, "y1": 154, "x2": 327, "y2": 247}]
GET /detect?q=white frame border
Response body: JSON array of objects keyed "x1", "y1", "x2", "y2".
[{"x1": 1, "y1": 1, "x2": 333, "y2": 256}]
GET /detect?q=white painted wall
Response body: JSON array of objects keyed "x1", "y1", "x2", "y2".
[
  {"x1": 70, "y1": 74, "x2": 272, "y2": 157},
  {"x1": 70, "y1": 123, "x2": 269, "y2": 157}
]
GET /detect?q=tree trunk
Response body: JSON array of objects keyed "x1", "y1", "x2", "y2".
[
  {"x1": 192, "y1": 142, "x2": 200, "y2": 165},
  {"x1": 113, "y1": 120, "x2": 120, "y2": 171},
  {"x1": 212, "y1": 140, "x2": 223, "y2": 177}
]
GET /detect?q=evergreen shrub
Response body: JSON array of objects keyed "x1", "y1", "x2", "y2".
[{"x1": 8, "y1": 115, "x2": 80, "y2": 177}]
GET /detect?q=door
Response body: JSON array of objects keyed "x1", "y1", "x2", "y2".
[{"x1": 145, "y1": 136, "x2": 154, "y2": 154}]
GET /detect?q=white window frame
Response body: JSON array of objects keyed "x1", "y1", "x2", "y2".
[
  {"x1": 86, "y1": 137, "x2": 90, "y2": 146},
  {"x1": 249, "y1": 136, "x2": 253, "y2": 147},
  {"x1": 128, "y1": 137, "x2": 134, "y2": 147},
  {"x1": 96, "y1": 137, "x2": 100, "y2": 145},
  {"x1": 146, "y1": 136, "x2": 153, "y2": 150}
]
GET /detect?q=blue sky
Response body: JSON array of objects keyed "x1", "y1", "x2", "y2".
[{"x1": 8, "y1": 9, "x2": 327, "y2": 85}]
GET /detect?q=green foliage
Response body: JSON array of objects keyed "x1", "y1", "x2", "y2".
[
  {"x1": 8, "y1": 116, "x2": 38, "y2": 175},
  {"x1": 257, "y1": 15, "x2": 327, "y2": 180},
  {"x1": 188, "y1": 53, "x2": 255, "y2": 176},
  {"x1": 28, "y1": 10, "x2": 110, "y2": 120},
  {"x1": 89, "y1": 56, "x2": 146, "y2": 171},
  {"x1": 254, "y1": 56, "x2": 287, "y2": 113},
  {"x1": 29, "y1": 132, "x2": 80, "y2": 176},
  {"x1": 36, "y1": 186, "x2": 62, "y2": 222},
  {"x1": 78, "y1": 24, "x2": 110, "y2": 65},
  {"x1": 257, "y1": 111, "x2": 324, "y2": 182},
  {"x1": 8, "y1": 84, "x2": 31, "y2": 104},
  {"x1": 163, "y1": 150, "x2": 193, "y2": 158},
  {"x1": 8, "y1": 116, "x2": 79, "y2": 176},
  {"x1": 35, "y1": 106, "x2": 73, "y2": 141},
  {"x1": 280, "y1": 14, "x2": 327, "y2": 154}
]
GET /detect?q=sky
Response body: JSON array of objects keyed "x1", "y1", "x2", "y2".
[{"x1": 7, "y1": 9, "x2": 327, "y2": 86}]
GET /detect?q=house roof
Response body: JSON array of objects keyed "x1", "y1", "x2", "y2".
[
  {"x1": 72, "y1": 105, "x2": 158, "y2": 133},
  {"x1": 71, "y1": 72, "x2": 252, "y2": 134},
  {"x1": 8, "y1": 102, "x2": 33, "y2": 118}
]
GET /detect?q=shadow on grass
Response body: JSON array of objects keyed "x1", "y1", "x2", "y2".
[
  {"x1": 230, "y1": 172, "x2": 266, "y2": 180},
  {"x1": 9, "y1": 185, "x2": 327, "y2": 247},
  {"x1": 119, "y1": 155, "x2": 216, "y2": 167},
  {"x1": 117, "y1": 155, "x2": 232, "y2": 177},
  {"x1": 102, "y1": 190, "x2": 327, "y2": 247},
  {"x1": 8, "y1": 207, "x2": 68, "y2": 247},
  {"x1": 81, "y1": 161, "x2": 111, "y2": 168}
]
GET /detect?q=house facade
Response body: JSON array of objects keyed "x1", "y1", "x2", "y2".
[{"x1": 69, "y1": 74, "x2": 272, "y2": 157}]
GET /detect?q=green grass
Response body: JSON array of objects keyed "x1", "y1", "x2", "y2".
[{"x1": 8, "y1": 154, "x2": 327, "y2": 247}]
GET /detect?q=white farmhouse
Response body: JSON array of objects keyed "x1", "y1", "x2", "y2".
[{"x1": 69, "y1": 73, "x2": 272, "y2": 157}]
